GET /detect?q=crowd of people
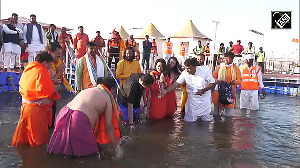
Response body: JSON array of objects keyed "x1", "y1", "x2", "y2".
[{"x1": 1, "y1": 13, "x2": 267, "y2": 158}]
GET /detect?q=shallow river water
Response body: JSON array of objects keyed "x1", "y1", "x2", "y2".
[{"x1": 0, "y1": 90, "x2": 299, "y2": 168}]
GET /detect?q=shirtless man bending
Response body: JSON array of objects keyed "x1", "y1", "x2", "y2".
[{"x1": 48, "y1": 77, "x2": 120, "y2": 157}]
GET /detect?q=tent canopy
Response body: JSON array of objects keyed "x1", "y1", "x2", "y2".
[
  {"x1": 119, "y1": 26, "x2": 129, "y2": 39},
  {"x1": 172, "y1": 20, "x2": 211, "y2": 40},
  {"x1": 137, "y1": 23, "x2": 164, "y2": 39}
]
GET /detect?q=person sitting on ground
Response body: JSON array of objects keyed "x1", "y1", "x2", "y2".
[
  {"x1": 48, "y1": 77, "x2": 120, "y2": 157},
  {"x1": 12, "y1": 51, "x2": 60, "y2": 146},
  {"x1": 118, "y1": 73, "x2": 154, "y2": 126},
  {"x1": 116, "y1": 48, "x2": 141, "y2": 86}
]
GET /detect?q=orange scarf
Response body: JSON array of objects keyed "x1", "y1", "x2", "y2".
[{"x1": 93, "y1": 84, "x2": 121, "y2": 144}]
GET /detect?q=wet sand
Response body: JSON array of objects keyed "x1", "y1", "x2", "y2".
[{"x1": 0, "y1": 90, "x2": 300, "y2": 168}]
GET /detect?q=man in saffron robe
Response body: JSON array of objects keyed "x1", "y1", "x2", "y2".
[
  {"x1": 76, "y1": 42, "x2": 108, "y2": 92},
  {"x1": 12, "y1": 52, "x2": 60, "y2": 146},
  {"x1": 73, "y1": 26, "x2": 89, "y2": 59},
  {"x1": 48, "y1": 77, "x2": 120, "y2": 157}
]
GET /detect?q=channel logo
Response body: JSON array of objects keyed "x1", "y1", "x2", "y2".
[{"x1": 271, "y1": 11, "x2": 292, "y2": 29}]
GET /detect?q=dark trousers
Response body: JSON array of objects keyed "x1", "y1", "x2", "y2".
[
  {"x1": 213, "y1": 54, "x2": 220, "y2": 71},
  {"x1": 51, "y1": 100, "x2": 57, "y2": 128},
  {"x1": 258, "y1": 62, "x2": 265, "y2": 73},
  {"x1": 108, "y1": 47, "x2": 120, "y2": 70},
  {"x1": 142, "y1": 54, "x2": 150, "y2": 70}
]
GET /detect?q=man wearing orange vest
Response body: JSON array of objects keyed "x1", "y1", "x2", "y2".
[
  {"x1": 240, "y1": 54, "x2": 266, "y2": 117},
  {"x1": 126, "y1": 34, "x2": 136, "y2": 51},
  {"x1": 178, "y1": 42, "x2": 186, "y2": 65},
  {"x1": 107, "y1": 28, "x2": 121, "y2": 69},
  {"x1": 162, "y1": 37, "x2": 173, "y2": 62}
]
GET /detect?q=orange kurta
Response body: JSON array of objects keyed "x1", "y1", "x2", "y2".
[
  {"x1": 77, "y1": 56, "x2": 96, "y2": 90},
  {"x1": 12, "y1": 61, "x2": 60, "y2": 146},
  {"x1": 73, "y1": 33, "x2": 89, "y2": 59},
  {"x1": 212, "y1": 65, "x2": 241, "y2": 109}
]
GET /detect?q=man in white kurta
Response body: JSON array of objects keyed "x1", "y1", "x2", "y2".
[
  {"x1": 23, "y1": 14, "x2": 46, "y2": 62},
  {"x1": 2, "y1": 18, "x2": 22, "y2": 70},
  {"x1": 164, "y1": 58, "x2": 215, "y2": 122}
]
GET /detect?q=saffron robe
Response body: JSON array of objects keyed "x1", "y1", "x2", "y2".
[{"x1": 12, "y1": 61, "x2": 60, "y2": 146}]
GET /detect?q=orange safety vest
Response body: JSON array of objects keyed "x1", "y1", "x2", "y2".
[
  {"x1": 109, "y1": 34, "x2": 120, "y2": 48},
  {"x1": 178, "y1": 44, "x2": 186, "y2": 56},
  {"x1": 151, "y1": 42, "x2": 157, "y2": 53},
  {"x1": 163, "y1": 41, "x2": 172, "y2": 54},
  {"x1": 240, "y1": 65, "x2": 261, "y2": 90},
  {"x1": 127, "y1": 39, "x2": 136, "y2": 48},
  {"x1": 204, "y1": 44, "x2": 210, "y2": 56}
]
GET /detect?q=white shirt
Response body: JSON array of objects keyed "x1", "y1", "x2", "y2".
[
  {"x1": 23, "y1": 24, "x2": 46, "y2": 52},
  {"x1": 15, "y1": 22, "x2": 24, "y2": 39},
  {"x1": 177, "y1": 66, "x2": 215, "y2": 95},
  {"x1": 2, "y1": 24, "x2": 22, "y2": 54}
]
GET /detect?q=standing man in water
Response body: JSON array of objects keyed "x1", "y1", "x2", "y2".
[
  {"x1": 76, "y1": 42, "x2": 108, "y2": 92},
  {"x1": 48, "y1": 77, "x2": 120, "y2": 157},
  {"x1": 212, "y1": 52, "x2": 242, "y2": 118},
  {"x1": 12, "y1": 52, "x2": 60, "y2": 146},
  {"x1": 240, "y1": 54, "x2": 266, "y2": 117},
  {"x1": 163, "y1": 58, "x2": 216, "y2": 122}
]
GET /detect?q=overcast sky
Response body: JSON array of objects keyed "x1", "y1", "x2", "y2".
[{"x1": 1, "y1": 0, "x2": 299, "y2": 58}]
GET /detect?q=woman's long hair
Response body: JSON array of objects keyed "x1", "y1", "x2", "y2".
[{"x1": 167, "y1": 57, "x2": 183, "y2": 77}]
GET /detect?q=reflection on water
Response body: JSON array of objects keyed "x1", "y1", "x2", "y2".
[{"x1": 0, "y1": 91, "x2": 299, "y2": 167}]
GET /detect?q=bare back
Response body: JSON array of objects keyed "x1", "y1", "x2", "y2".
[{"x1": 67, "y1": 87, "x2": 112, "y2": 128}]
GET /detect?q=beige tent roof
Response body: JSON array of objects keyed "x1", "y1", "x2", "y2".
[
  {"x1": 137, "y1": 23, "x2": 164, "y2": 39},
  {"x1": 119, "y1": 26, "x2": 129, "y2": 39},
  {"x1": 172, "y1": 20, "x2": 211, "y2": 40}
]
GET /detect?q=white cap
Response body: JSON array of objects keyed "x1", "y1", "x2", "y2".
[{"x1": 243, "y1": 54, "x2": 254, "y2": 60}]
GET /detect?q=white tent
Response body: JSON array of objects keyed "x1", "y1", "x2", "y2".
[
  {"x1": 119, "y1": 26, "x2": 129, "y2": 39},
  {"x1": 171, "y1": 20, "x2": 211, "y2": 58},
  {"x1": 135, "y1": 23, "x2": 165, "y2": 58}
]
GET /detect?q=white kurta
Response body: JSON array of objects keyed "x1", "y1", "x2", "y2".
[
  {"x1": 23, "y1": 24, "x2": 46, "y2": 52},
  {"x1": 2, "y1": 24, "x2": 22, "y2": 55},
  {"x1": 177, "y1": 66, "x2": 215, "y2": 122}
]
